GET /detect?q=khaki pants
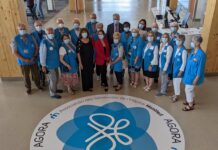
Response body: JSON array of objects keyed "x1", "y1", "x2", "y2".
[{"x1": 20, "y1": 64, "x2": 40, "y2": 90}]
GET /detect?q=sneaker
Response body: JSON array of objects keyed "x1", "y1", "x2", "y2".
[
  {"x1": 56, "y1": 89, "x2": 63, "y2": 93},
  {"x1": 156, "y1": 92, "x2": 166, "y2": 97},
  {"x1": 51, "y1": 95, "x2": 62, "y2": 99}
]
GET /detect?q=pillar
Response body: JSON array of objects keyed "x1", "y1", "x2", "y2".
[
  {"x1": 169, "y1": 0, "x2": 178, "y2": 10},
  {"x1": 69, "y1": 0, "x2": 85, "y2": 13},
  {"x1": 0, "y1": 0, "x2": 28, "y2": 77},
  {"x1": 201, "y1": 0, "x2": 218, "y2": 74}
]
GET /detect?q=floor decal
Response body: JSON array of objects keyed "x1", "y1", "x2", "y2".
[{"x1": 30, "y1": 94, "x2": 185, "y2": 150}]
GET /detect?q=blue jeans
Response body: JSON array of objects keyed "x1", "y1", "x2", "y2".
[{"x1": 36, "y1": 0, "x2": 44, "y2": 18}]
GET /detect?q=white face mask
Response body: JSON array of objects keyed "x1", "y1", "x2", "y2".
[
  {"x1": 124, "y1": 27, "x2": 130, "y2": 32},
  {"x1": 58, "y1": 23, "x2": 64, "y2": 28},
  {"x1": 64, "y1": 39, "x2": 70, "y2": 44},
  {"x1": 98, "y1": 34, "x2": 104, "y2": 40},
  {"x1": 82, "y1": 32, "x2": 88, "y2": 38},
  {"x1": 113, "y1": 20, "x2": 119, "y2": 24},
  {"x1": 138, "y1": 23, "x2": 144, "y2": 29},
  {"x1": 91, "y1": 19, "x2": 96, "y2": 23},
  {"x1": 19, "y1": 30, "x2": 26, "y2": 36},
  {"x1": 35, "y1": 26, "x2": 42, "y2": 32},
  {"x1": 47, "y1": 34, "x2": 54, "y2": 40},
  {"x1": 73, "y1": 23, "x2": 80, "y2": 29},
  {"x1": 113, "y1": 39, "x2": 119, "y2": 44},
  {"x1": 190, "y1": 42, "x2": 195, "y2": 49},
  {"x1": 152, "y1": 28, "x2": 158, "y2": 32},
  {"x1": 132, "y1": 32, "x2": 138, "y2": 38},
  {"x1": 170, "y1": 27, "x2": 177, "y2": 33}
]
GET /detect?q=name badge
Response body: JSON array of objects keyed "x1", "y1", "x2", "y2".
[
  {"x1": 157, "y1": 37, "x2": 160, "y2": 40},
  {"x1": 178, "y1": 52, "x2": 181, "y2": 56},
  {"x1": 193, "y1": 58, "x2": 197, "y2": 62},
  {"x1": 49, "y1": 47, "x2": 54, "y2": 51},
  {"x1": 177, "y1": 58, "x2": 180, "y2": 61},
  {"x1": 150, "y1": 46, "x2": 154, "y2": 50},
  {"x1": 133, "y1": 46, "x2": 137, "y2": 49},
  {"x1": 24, "y1": 49, "x2": 29, "y2": 54}
]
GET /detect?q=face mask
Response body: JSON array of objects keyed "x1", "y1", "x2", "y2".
[
  {"x1": 190, "y1": 42, "x2": 195, "y2": 49},
  {"x1": 97, "y1": 28, "x2": 101, "y2": 31},
  {"x1": 152, "y1": 28, "x2": 158, "y2": 32},
  {"x1": 47, "y1": 34, "x2": 54, "y2": 40},
  {"x1": 138, "y1": 23, "x2": 144, "y2": 29},
  {"x1": 64, "y1": 39, "x2": 70, "y2": 44},
  {"x1": 162, "y1": 37, "x2": 167, "y2": 43},
  {"x1": 73, "y1": 23, "x2": 80, "y2": 29},
  {"x1": 58, "y1": 23, "x2": 64, "y2": 28},
  {"x1": 124, "y1": 27, "x2": 130, "y2": 32},
  {"x1": 91, "y1": 19, "x2": 96, "y2": 23},
  {"x1": 171, "y1": 27, "x2": 177, "y2": 33},
  {"x1": 19, "y1": 30, "x2": 26, "y2": 36},
  {"x1": 132, "y1": 32, "x2": 138, "y2": 38},
  {"x1": 113, "y1": 20, "x2": 119, "y2": 24},
  {"x1": 82, "y1": 32, "x2": 88, "y2": 38},
  {"x1": 147, "y1": 36, "x2": 153, "y2": 42},
  {"x1": 176, "y1": 40, "x2": 182, "y2": 46},
  {"x1": 35, "y1": 26, "x2": 42, "y2": 32},
  {"x1": 98, "y1": 34, "x2": 104, "y2": 40},
  {"x1": 113, "y1": 39, "x2": 119, "y2": 44}
]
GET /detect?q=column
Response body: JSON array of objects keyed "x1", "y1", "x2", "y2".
[
  {"x1": 169, "y1": 0, "x2": 178, "y2": 10},
  {"x1": 69, "y1": 0, "x2": 85, "y2": 13}
]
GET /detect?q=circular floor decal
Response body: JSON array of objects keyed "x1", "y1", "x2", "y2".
[{"x1": 30, "y1": 94, "x2": 185, "y2": 150}]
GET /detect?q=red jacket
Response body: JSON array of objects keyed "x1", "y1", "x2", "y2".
[{"x1": 94, "y1": 37, "x2": 110, "y2": 65}]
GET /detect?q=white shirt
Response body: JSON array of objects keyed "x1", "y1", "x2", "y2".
[{"x1": 159, "y1": 43, "x2": 173, "y2": 71}]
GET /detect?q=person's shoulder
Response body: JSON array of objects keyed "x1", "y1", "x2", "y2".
[
  {"x1": 198, "y1": 49, "x2": 206, "y2": 57},
  {"x1": 107, "y1": 23, "x2": 113, "y2": 27}
]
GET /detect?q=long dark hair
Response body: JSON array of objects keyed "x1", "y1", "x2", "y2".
[
  {"x1": 138, "y1": 19, "x2": 147, "y2": 30},
  {"x1": 79, "y1": 28, "x2": 90, "y2": 39}
]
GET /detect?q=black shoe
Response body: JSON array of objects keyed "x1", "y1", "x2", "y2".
[
  {"x1": 37, "y1": 86, "x2": 43, "y2": 91},
  {"x1": 26, "y1": 89, "x2": 31, "y2": 95},
  {"x1": 56, "y1": 89, "x2": 63, "y2": 93},
  {"x1": 51, "y1": 95, "x2": 62, "y2": 99},
  {"x1": 104, "y1": 87, "x2": 108, "y2": 92},
  {"x1": 88, "y1": 89, "x2": 93, "y2": 92}
]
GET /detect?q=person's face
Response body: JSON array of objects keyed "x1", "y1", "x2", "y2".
[
  {"x1": 47, "y1": 29, "x2": 54, "y2": 35},
  {"x1": 147, "y1": 33, "x2": 154, "y2": 41},
  {"x1": 90, "y1": 14, "x2": 97, "y2": 19},
  {"x1": 139, "y1": 21, "x2": 146, "y2": 26},
  {"x1": 113, "y1": 15, "x2": 120, "y2": 21},
  {"x1": 63, "y1": 36, "x2": 69, "y2": 41},
  {"x1": 18, "y1": 25, "x2": 26, "y2": 31},
  {"x1": 97, "y1": 25, "x2": 103, "y2": 31}
]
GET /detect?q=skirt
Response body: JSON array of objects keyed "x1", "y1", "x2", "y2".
[
  {"x1": 61, "y1": 73, "x2": 79, "y2": 87},
  {"x1": 143, "y1": 70, "x2": 158, "y2": 78}
]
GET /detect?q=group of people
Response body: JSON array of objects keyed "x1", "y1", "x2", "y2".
[{"x1": 11, "y1": 13, "x2": 206, "y2": 111}]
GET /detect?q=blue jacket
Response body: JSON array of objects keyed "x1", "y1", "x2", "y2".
[
  {"x1": 183, "y1": 49, "x2": 206, "y2": 86},
  {"x1": 70, "y1": 29, "x2": 79, "y2": 46},
  {"x1": 61, "y1": 43, "x2": 78, "y2": 74},
  {"x1": 120, "y1": 31, "x2": 132, "y2": 57},
  {"x1": 54, "y1": 27, "x2": 70, "y2": 47},
  {"x1": 142, "y1": 41, "x2": 158, "y2": 72},
  {"x1": 41, "y1": 38, "x2": 60, "y2": 70},
  {"x1": 159, "y1": 44, "x2": 173, "y2": 74},
  {"x1": 86, "y1": 21, "x2": 98, "y2": 36},
  {"x1": 110, "y1": 43, "x2": 123, "y2": 72},
  {"x1": 14, "y1": 34, "x2": 36, "y2": 66},
  {"x1": 154, "y1": 32, "x2": 162, "y2": 47},
  {"x1": 31, "y1": 30, "x2": 46, "y2": 46},
  {"x1": 127, "y1": 36, "x2": 144, "y2": 68}
]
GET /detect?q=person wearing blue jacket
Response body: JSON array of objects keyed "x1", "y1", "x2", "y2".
[
  {"x1": 59, "y1": 34, "x2": 79, "y2": 95},
  {"x1": 110, "y1": 32, "x2": 124, "y2": 91},
  {"x1": 142, "y1": 32, "x2": 159, "y2": 92},
  {"x1": 54, "y1": 18, "x2": 70, "y2": 47},
  {"x1": 31, "y1": 20, "x2": 46, "y2": 87},
  {"x1": 156, "y1": 33, "x2": 173, "y2": 96},
  {"x1": 40, "y1": 27, "x2": 63, "y2": 99},
  {"x1": 183, "y1": 36, "x2": 206, "y2": 111},
  {"x1": 85, "y1": 13, "x2": 98, "y2": 36},
  {"x1": 170, "y1": 34, "x2": 187, "y2": 102},
  {"x1": 121, "y1": 22, "x2": 132, "y2": 57},
  {"x1": 11, "y1": 23, "x2": 42, "y2": 95},
  {"x1": 70, "y1": 18, "x2": 81, "y2": 46},
  {"x1": 127, "y1": 28, "x2": 144, "y2": 88}
]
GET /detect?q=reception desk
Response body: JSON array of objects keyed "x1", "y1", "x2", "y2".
[{"x1": 151, "y1": 7, "x2": 201, "y2": 49}]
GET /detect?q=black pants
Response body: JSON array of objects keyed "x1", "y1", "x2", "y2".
[
  {"x1": 115, "y1": 71, "x2": 123, "y2": 85},
  {"x1": 81, "y1": 68, "x2": 93, "y2": 91},
  {"x1": 95, "y1": 64, "x2": 101, "y2": 76},
  {"x1": 20, "y1": 64, "x2": 40, "y2": 90},
  {"x1": 96, "y1": 63, "x2": 108, "y2": 87},
  {"x1": 28, "y1": 5, "x2": 38, "y2": 20}
]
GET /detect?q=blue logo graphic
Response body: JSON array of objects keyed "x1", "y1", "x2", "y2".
[{"x1": 57, "y1": 102, "x2": 157, "y2": 150}]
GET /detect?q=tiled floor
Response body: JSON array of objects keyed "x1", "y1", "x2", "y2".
[{"x1": 1, "y1": 0, "x2": 218, "y2": 150}]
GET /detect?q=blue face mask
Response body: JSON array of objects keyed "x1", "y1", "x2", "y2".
[
  {"x1": 171, "y1": 27, "x2": 177, "y2": 33},
  {"x1": 91, "y1": 19, "x2": 96, "y2": 23},
  {"x1": 19, "y1": 30, "x2": 26, "y2": 36},
  {"x1": 190, "y1": 42, "x2": 195, "y2": 49},
  {"x1": 147, "y1": 36, "x2": 153, "y2": 42},
  {"x1": 152, "y1": 28, "x2": 158, "y2": 32},
  {"x1": 162, "y1": 37, "x2": 167, "y2": 43}
]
